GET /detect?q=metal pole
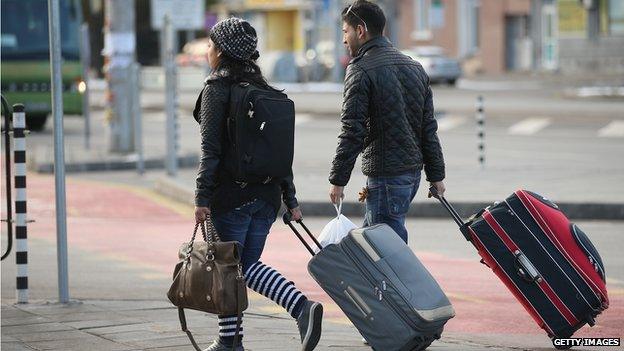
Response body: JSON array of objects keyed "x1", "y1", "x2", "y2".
[
  {"x1": 12, "y1": 104, "x2": 28, "y2": 304},
  {"x1": 79, "y1": 24, "x2": 92, "y2": 149},
  {"x1": 48, "y1": 0, "x2": 70, "y2": 303},
  {"x1": 1, "y1": 96, "x2": 13, "y2": 262},
  {"x1": 332, "y1": 0, "x2": 343, "y2": 83},
  {"x1": 476, "y1": 95, "x2": 485, "y2": 170},
  {"x1": 164, "y1": 15, "x2": 179, "y2": 176},
  {"x1": 132, "y1": 62, "x2": 144, "y2": 175}
]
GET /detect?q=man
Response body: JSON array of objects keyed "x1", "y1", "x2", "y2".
[{"x1": 328, "y1": 0, "x2": 446, "y2": 243}]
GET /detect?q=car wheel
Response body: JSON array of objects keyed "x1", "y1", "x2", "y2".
[
  {"x1": 448, "y1": 79, "x2": 457, "y2": 86},
  {"x1": 26, "y1": 114, "x2": 48, "y2": 131}
]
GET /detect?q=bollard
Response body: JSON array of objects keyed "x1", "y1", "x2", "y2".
[
  {"x1": 476, "y1": 95, "x2": 485, "y2": 169},
  {"x1": 13, "y1": 104, "x2": 28, "y2": 303},
  {"x1": 1, "y1": 95, "x2": 13, "y2": 261}
]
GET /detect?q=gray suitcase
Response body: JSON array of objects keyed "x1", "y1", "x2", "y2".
[{"x1": 283, "y1": 214, "x2": 455, "y2": 351}]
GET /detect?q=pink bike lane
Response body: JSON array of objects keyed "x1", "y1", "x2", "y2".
[{"x1": 12, "y1": 173, "x2": 623, "y2": 342}]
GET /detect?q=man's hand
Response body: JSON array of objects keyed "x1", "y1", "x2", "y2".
[
  {"x1": 289, "y1": 206, "x2": 303, "y2": 222},
  {"x1": 329, "y1": 185, "x2": 345, "y2": 204},
  {"x1": 195, "y1": 206, "x2": 211, "y2": 223},
  {"x1": 428, "y1": 181, "x2": 446, "y2": 198}
]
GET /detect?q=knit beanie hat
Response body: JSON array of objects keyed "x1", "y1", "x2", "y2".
[{"x1": 209, "y1": 17, "x2": 259, "y2": 61}]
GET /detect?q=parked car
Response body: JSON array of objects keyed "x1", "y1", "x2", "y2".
[
  {"x1": 176, "y1": 38, "x2": 209, "y2": 67},
  {"x1": 402, "y1": 46, "x2": 462, "y2": 85}
]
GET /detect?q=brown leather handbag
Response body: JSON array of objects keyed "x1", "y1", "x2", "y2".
[{"x1": 167, "y1": 218, "x2": 248, "y2": 351}]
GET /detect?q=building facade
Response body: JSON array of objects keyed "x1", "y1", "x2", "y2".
[
  {"x1": 397, "y1": 0, "x2": 532, "y2": 75},
  {"x1": 397, "y1": 0, "x2": 624, "y2": 75},
  {"x1": 534, "y1": 0, "x2": 624, "y2": 74}
]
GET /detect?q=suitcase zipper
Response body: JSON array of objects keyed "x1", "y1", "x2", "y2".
[{"x1": 341, "y1": 243, "x2": 423, "y2": 330}]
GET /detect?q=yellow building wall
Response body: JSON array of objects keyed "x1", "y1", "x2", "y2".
[
  {"x1": 266, "y1": 11, "x2": 298, "y2": 51},
  {"x1": 558, "y1": 0, "x2": 586, "y2": 34}
]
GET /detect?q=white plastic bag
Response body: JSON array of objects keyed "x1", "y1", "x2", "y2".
[{"x1": 316, "y1": 200, "x2": 358, "y2": 252}]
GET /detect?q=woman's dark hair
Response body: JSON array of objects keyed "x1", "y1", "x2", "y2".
[{"x1": 210, "y1": 22, "x2": 279, "y2": 91}]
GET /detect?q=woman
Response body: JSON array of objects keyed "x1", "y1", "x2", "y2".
[{"x1": 193, "y1": 17, "x2": 323, "y2": 351}]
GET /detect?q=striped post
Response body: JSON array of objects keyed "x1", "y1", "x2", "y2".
[
  {"x1": 476, "y1": 95, "x2": 485, "y2": 169},
  {"x1": 13, "y1": 104, "x2": 28, "y2": 303}
]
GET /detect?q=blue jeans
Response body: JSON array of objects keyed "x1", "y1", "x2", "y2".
[
  {"x1": 212, "y1": 199, "x2": 277, "y2": 272},
  {"x1": 363, "y1": 171, "x2": 421, "y2": 243}
]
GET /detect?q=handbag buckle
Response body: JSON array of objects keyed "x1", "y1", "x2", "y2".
[{"x1": 237, "y1": 264, "x2": 244, "y2": 280}]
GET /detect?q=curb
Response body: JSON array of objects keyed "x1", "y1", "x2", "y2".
[
  {"x1": 154, "y1": 176, "x2": 624, "y2": 220},
  {"x1": 31, "y1": 154, "x2": 199, "y2": 173}
]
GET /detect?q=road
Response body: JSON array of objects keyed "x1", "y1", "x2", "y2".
[{"x1": 1, "y1": 172, "x2": 623, "y2": 350}]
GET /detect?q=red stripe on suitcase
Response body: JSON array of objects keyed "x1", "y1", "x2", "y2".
[
  {"x1": 467, "y1": 226, "x2": 556, "y2": 336},
  {"x1": 515, "y1": 190, "x2": 608, "y2": 306},
  {"x1": 483, "y1": 211, "x2": 579, "y2": 327},
  {"x1": 537, "y1": 278, "x2": 579, "y2": 326},
  {"x1": 482, "y1": 211, "x2": 519, "y2": 252}
]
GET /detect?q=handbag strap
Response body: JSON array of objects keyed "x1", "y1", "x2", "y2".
[
  {"x1": 205, "y1": 214, "x2": 222, "y2": 243},
  {"x1": 176, "y1": 268, "x2": 246, "y2": 351},
  {"x1": 177, "y1": 308, "x2": 202, "y2": 351},
  {"x1": 185, "y1": 222, "x2": 209, "y2": 260}
]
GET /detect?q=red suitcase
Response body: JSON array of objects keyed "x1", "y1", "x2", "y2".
[{"x1": 430, "y1": 187, "x2": 608, "y2": 348}]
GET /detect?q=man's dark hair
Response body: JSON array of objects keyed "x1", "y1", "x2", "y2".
[{"x1": 341, "y1": 1, "x2": 386, "y2": 37}]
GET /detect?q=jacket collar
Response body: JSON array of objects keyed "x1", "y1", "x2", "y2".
[
  {"x1": 355, "y1": 36, "x2": 391, "y2": 59},
  {"x1": 204, "y1": 66, "x2": 231, "y2": 84}
]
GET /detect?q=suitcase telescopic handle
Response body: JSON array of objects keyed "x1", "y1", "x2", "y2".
[
  {"x1": 282, "y1": 212, "x2": 323, "y2": 256},
  {"x1": 429, "y1": 186, "x2": 473, "y2": 242},
  {"x1": 429, "y1": 186, "x2": 465, "y2": 227}
]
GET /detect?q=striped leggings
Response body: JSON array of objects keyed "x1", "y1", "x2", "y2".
[{"x1": 218, "y1": 261, "x2": 307, "y2": 340}]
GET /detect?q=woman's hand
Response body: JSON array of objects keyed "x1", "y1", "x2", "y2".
[
  {"x1": 195, "y1": 206, "x2": 211, "y2": 223},
  {"x1": 289, "y1": 206, "x2": 303, "y2": 222}
]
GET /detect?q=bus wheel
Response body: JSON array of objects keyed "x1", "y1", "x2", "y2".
[{"x1": 26, "y1": 114, "x2": 48, "y2": 131}]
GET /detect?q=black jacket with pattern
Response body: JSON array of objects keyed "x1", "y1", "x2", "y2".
[
  {"x1": 194, "y1": 71, "x2": 298, "y2": 213},
  {"x1": 329, "y1": 36, "x2": 445, "y2": 186}
]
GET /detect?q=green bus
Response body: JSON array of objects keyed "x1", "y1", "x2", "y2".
[{"x1": 1, "y1": 0, "x2": 84, "y2": 131}]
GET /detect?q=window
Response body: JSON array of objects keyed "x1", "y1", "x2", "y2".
[
  {"x1": 458, "y1": 0, "x2": 480, "y2": 56},
  {"x1": 609, "y1": 0, "x2": 624, "y2": 35},
  {"x1": 412, "y1": 0, "x2": 432, "y2": 40},
  {"x1": 469, "y1": 0, "x2": 480, "y2": 51}
]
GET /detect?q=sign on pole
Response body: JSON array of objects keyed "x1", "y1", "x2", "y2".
[{"x1": 151, "y1": 0, "x2": 205, "y2": 30}]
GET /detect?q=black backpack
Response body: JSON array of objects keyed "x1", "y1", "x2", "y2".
[{"x1": 225, "y1": 82, "x2": 296, "y2": 185}]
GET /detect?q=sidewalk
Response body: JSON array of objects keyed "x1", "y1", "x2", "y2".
[
  {"x1": 3, "y1": 173, "x2": 623, "y2": 351},
  {"x1": 1, "y1": 299, "x2": 521, "y2": 351},
  {"x1": 1, "y1": 173, "x2": 556, "y2": 351},
  {"x1": 93, "y1": 67, "x2": 624, "y2": 93}
]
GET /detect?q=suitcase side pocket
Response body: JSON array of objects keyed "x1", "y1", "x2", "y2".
[
  {"x1": 571, "y1": 224, "x2": 605, "y2": 282},
  {"x1": 344, "y1": 286, "x2": 372, "y2": 317}
]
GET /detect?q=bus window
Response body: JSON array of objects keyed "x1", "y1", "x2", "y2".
[{"x1": 1, "y1": 0, "x2": 80, "y2": 60}]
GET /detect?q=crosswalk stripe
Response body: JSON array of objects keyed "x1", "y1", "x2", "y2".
[
  {"x1": 598, "y1": 120, "x2": 624, "y2": 137},
  {"x1": 437, "y1": 115, "x2": 467, "y2": 132},
  {"x1": 508, "y1": 117, "x2": 551, "y2": 135}
]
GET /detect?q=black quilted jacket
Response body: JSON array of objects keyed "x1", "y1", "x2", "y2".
[
  {"x1": 329, "y1": 37, "x2": 445, "y2": 186},
  {"x1": 194, "y1": 72, "x2": 298, "y2": 213}
]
